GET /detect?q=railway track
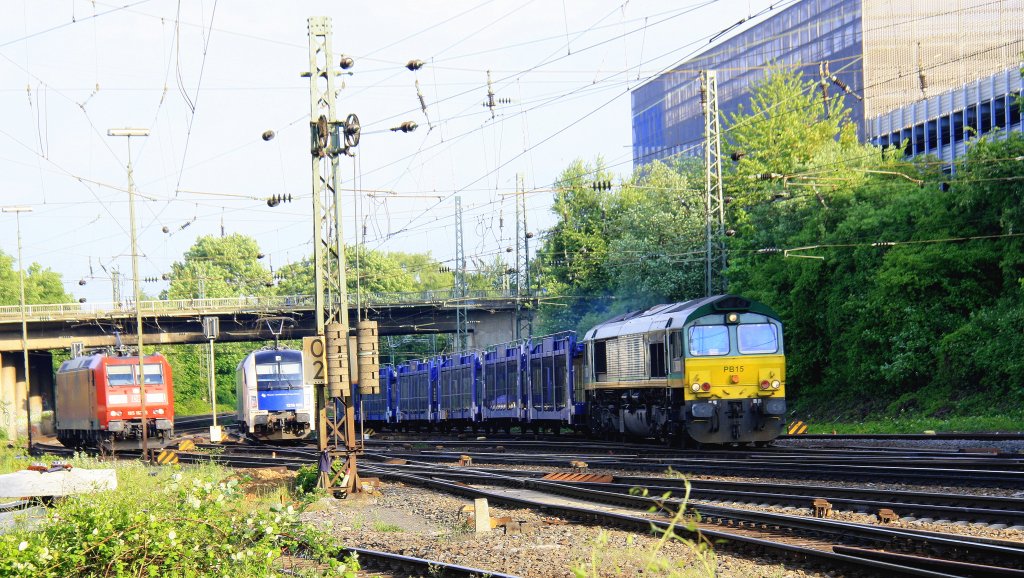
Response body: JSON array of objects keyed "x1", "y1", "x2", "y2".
[
  {"x1": 366, "y1": 447, "x2": 1024, "y2": 488},
  {"x1": 779, "y1": 432, "x2": 1024, "y2": 441},
  {"x1": 30, "y1": 441, "x2": 1024, "y2": 576},
  {"x1": 361, "y1": 462, "x2": 1024, "y2": 577},
  {"x1": 363, "y1": 460, "x2": 1024, "y2": 528},
  {"x1": 343, "y1": 547, "x2": 518, "y2": 578}
]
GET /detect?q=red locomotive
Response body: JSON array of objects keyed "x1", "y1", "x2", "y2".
[{"x1": 55, "y1": 353, "x2": 175, "y2": 450}]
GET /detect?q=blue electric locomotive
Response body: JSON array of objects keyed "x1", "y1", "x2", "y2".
[{"x1": 235, "y1": 348, "x2": 315, "y2": 441}]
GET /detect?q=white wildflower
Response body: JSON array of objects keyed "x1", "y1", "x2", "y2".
[
  {"x1": 18, "y1": 541, "x2": 28, "y2": 552},
  {"x1": 168, "y1": 530, "x2": 177, "y2": 541}
]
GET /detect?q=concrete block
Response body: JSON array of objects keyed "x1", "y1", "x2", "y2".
[
  {"x1": 473, "y1": 498, "x2": 490, "y2": 533},
  {"x1": 0, "y1": 468, "x2": 117, "y2": 498}
]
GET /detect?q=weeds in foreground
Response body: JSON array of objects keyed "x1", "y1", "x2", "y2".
[
  {"x1": 572, "y1": 478, "x2": 717, "y2": 577},
  {"x1": 0, "y1": 461, "x2": 358, "y2": 577},
  {"x1": 372, "y1": 520, "x2": 404, "y2": 532}
]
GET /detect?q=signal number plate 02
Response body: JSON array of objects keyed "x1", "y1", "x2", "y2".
[
  {"x1": 723, "y1": 365, "x2": 744, "y2": 373},
  {"x1": 303, "y1": 336, "x2": 327, "y2": 385}
]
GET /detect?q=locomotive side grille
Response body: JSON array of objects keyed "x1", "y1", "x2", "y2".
[{"x1": 606, "y1": 335, "x2": 646, "y2": 382}]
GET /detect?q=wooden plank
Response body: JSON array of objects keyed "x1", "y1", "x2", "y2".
[{"x1": 0, "y1": 469, "x2": 117, "y2": 498}]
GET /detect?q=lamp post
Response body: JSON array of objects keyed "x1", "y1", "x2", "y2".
[
  {"x1": 2, "y1": 206, "x2": 32, "y2": 450},
  {"x1": 107, "y1": 127, "x2": 150, "y2": 460}
]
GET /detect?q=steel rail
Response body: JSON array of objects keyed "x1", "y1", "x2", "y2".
[
  {"x1": 781, "y1": 433, "x2": 1024, "y2": 441},
  {"x1": 359, "y1": 466, "x2": 986, "y2": 578},
  {"x1": 368, "y1": 448, "x2": 1024, "y2": 487},
  {"x1": 342, "y1": 547, "x2": 520, "y2": 578},
  {"x1": 363, "y1": 459, "x2": 1024, "y2": 552},
  {"x1": 360, "y1": 459, "x2": 1024, "y2": 527}
]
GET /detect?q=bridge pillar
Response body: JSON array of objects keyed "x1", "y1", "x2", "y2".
[
  {"x1": 1, "y1": 356, "x2": 15, "y2": 441},
  {"x1": 0, "y1": 351, "x2": 53, "y2": 441},
  {"x1": 30, "y1": 352, "x2": 53, "y2": 436},
  {"x1": 469, "y1": 310, "x2": 517, "y2": 349}
]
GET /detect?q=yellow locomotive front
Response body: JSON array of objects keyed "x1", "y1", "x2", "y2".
[
  {"x1": 677, "y1": 297, "x2": 786, "y2": 444},
  {"x1": 582, "y1": 295, "x2": 786, "y2": 446}
]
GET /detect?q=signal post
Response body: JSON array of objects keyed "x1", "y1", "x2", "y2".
[{"x1": 304, "y1": 16, "x2": 378, "y2": 496}]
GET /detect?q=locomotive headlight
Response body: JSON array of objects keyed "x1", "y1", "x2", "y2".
[
  {"x1": 110, "y1": 410, "x2": 122, "y2": 417},
  {"x1": 726, "y1": 312, "x2": 740, "y2": 323},
  {"x1": 701, "y1": 382, "x2": 711, "y2": 392},
  {"x1": 771, "y1": 380, "x2": 781, "y2": 389},
  {"x1": 154, "y1": 408, "x2": 164, "y2": 415},
  {"x1": 759, "y1": 380, "x2": 770, "y2": 390},
  {"x1": 691, "y1": 383, "x2": 701, "y2": 392}
]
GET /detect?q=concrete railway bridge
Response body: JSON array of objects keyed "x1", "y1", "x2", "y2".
[{"x1": 0, "y1": 289, "x2": 532, "y2": 441}]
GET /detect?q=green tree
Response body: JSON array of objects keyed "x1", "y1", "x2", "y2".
[
  {"x1": 0, "y1": 252, "x2": 72, "y2": 305},
  {"x1": 161, "y1": 234, "x2": 274, "y2": 413},
  {"x1": 535, "y1": 157, "x2": 705, "y2": 334},
  {"x1": 162, "y1": 234, "x2": 273, "y2": 299}
]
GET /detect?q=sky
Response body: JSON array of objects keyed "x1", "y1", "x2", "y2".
[{"x1": 0, "y1": 0, "x2": 786, "y2": 304}]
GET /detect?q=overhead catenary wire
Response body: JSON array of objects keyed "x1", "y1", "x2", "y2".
[{"x1": 6, "y1": 1, "x2": 1019, "y2": 297}]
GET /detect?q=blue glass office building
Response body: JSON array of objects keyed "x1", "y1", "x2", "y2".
[{"x1": 632, "y1": 0, "x2": 1024, "y2": 167}]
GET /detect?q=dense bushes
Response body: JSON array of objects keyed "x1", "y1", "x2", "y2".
[
  {"x1": 537, "y1": 68, "x2": 1024, "y2": 422},
  {"x1": 0, "y1": 460, "x2": 356, "y2": 577}
]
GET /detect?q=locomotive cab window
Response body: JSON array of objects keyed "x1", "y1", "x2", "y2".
[
  {"x1": 107, "y1": 366, "x2": 134, "y2": 386},
  {"x1": 255, "y1": 362, "x2": 302, "y2": 390},
  {"x1": 737, "y1": 323, "x2": 779, "y2": 354},
  {"x1": 669, "y1": 331, "x2": 683, "y2": 360},
  {"x1": 688, "y1": 325, "x2": 729, "y2": 356},
  {"x1": 140, "y1": 363, "x2": 164, "y2": 385}
]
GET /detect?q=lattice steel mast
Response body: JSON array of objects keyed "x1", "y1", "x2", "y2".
[
  {"x1": 514, "y1": 174, "x2": 531, "y2": 340},
  {"x1": 305, "y1": 16, "x2": 363, "y2": 495},
  {"x1": 701, "y1": 70, "x2": 726, "y2": 296},
  {"x1": 454, "y1": 196, "x2": 468, "y2": 351}
]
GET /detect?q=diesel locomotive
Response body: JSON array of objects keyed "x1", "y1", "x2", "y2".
[{"x1": 583, "y1": 294, "x2": 786, "y2": 445}]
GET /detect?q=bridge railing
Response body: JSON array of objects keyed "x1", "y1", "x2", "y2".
[{"x1": 0, "y1": 289, "x2": 521, "y2": 322}]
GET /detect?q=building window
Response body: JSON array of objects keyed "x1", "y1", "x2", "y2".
[
  {"x1": 1010, "y1": 93, "x2": 1021, "y2": 125},
  {"x1": 940, "y1": 115, "x2": 951, "y2": 147},
  {"x1": 927, "y1": 120, "x2": 938, "y2": 150},
  {"x1": 980, "y1": 101, "x2": 992, "y2": 134},
  {"x1": 965, "y1": 105, "x2": 978, "y2": 136},
  {"x1": 993, "y1": 96, "x2": 1006, "y2": 129},
  {"x1": 953, "y1": 111, "x2": 964, "y2": 141}
]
